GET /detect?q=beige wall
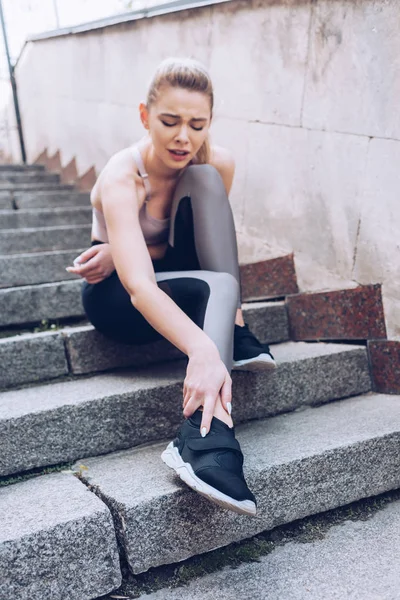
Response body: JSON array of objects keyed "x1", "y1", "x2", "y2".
[{"x1": 7, "y1": 0, "x2": 400, "y2": 337}]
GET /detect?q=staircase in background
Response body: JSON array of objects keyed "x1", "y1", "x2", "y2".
[{"x1": 0, "y1": 164, "x2": 399, "y2": 600}]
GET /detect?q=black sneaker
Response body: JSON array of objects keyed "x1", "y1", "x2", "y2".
[
  {"x1": 233, "y1": 323, "x2": 277, "y2": 371},
  {"x1": 161, "y1": 409, "x2": 257, "y2": 516}
]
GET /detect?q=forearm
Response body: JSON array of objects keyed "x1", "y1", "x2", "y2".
[{"x1": 130, "y1": 280, "x2": 220, "y2": 358}]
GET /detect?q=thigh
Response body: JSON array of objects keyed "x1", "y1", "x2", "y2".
[
  {"x1": 81, "y1": 271, "x2": 161, "y2": 345},
  {"x1": 81, "y1": 264, "x2": 210, "y2": 346}
]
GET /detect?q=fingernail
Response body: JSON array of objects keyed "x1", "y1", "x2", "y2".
[
  {"x1": 201, "y1": 427, "x2": 207, "y2": 438},
  {"x1": 227, "y1": 402, "x2": 232, "y2": 415}
]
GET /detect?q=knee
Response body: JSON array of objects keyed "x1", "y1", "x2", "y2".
[
  {"x1": 209, "y1": 271, "x2": 240, "y2": 301},
  {"x1": 181, "y1": 164, "x2": 224, "y2": 191}
]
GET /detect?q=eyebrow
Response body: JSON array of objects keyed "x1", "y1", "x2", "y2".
[{"x1": 160, "y1": 113, "x2": 208, "y2": 122}]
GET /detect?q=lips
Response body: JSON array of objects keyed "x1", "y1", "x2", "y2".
[
  {"x1": 169, "y1": 149, "x2": 189, "y2": 155},
  {"x1": 168, "y1": 149, "x2": 190, "y2": 162}
]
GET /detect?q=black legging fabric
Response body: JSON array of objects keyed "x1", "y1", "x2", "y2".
[{"x1": 81, "y1": 164, "x2": 242, "y2": 371}]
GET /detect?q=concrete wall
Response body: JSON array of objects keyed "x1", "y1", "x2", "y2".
[{"x1": 7, "y1": 0, "x2": 400, "y2": 337}]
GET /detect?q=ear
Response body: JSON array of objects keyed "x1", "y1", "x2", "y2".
[{"x1": 139, "y1": 102, "x2": 149, "y2": 129}]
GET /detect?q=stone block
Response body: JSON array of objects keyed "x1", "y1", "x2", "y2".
[
  {"x1": 0, "y1": 182, "x2": 73, "y2": 192},
  {"x1": 0, "y1": 165, "x2": 44, "y2": 172},
  {"x1": 0, "y1": 280, "x2": 85, "y2": 326},
  {"x1": 0, "y1": 172, "x2": 60, "y2": 184},
  {"x1": 64, "y1": 302, "x2": 288, "y2": 376},
  {"x1": 0, "y1": 192, "x2": 12, "y2": 209},
  {"x1": 0, "y1": 342, "x2": 371, "y2": 475},
  {"x1": 14, "y1": 191, "x2": 90, "y2": 209},
  {"x1": 241, "y1": 301, "x2": 289, "y2": 343},
  {"x1": 0, "y1": 224, "x2": 91, "y2": 254},
  {"x1": 64, "y1": 325, "x2": 184, "y2": 375},
  {"x1": 368, "y1": 340, "x2": 400, "y2": 394},
  {"x1": 145, "y1": 498, "x2": 400, "y2": 600},
  {"x1": 74, "y1": 393, "x2": 400, "y2": 574},
  {"x1": 240, "y1": 255, "x2": 299, "y2": 301},
  {"x1": 0, "y1": 249, "x2": 87, "y2": 287},
  {"x1": 0, "y1": 472, "x2": 121, "y2": 599},
  {"x1": 287, "y1": 285, "x2": 387, "y2": 341},
  {"x1": 0, "y1": 206, "x2": 91, "y2": 229},
  {"x1": 0, "y1": 331, "x2": 68, "y2": 390}
]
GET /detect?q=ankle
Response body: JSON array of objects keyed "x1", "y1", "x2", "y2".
[{"x1": 213, "y1": 402, "x2": 234, "y2": 428}]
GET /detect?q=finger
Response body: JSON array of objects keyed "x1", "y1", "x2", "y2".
[
  {"x1": 182, "y1": 389, "x2": 191, "y2": 409},
  {"x1": 183, "y1": 394, "x2": 201, "y2": 419},
  {"x1": 220, "y1": 377, "x2": 232, "y2": 415},
  {"x1": 75, "y1": 246, "x2": 100, "y2": 264},
  {"x1": 200, "y1": 395, "x2": 216, "y2": 437}
]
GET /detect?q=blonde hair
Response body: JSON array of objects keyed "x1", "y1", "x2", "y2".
[{"x1": 146, "y1": 57, "x2": 213, "y2": 165}]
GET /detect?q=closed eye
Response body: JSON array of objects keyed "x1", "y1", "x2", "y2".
[{"x1": 161, "y1": 120, "x2": 204, "y2": 131}]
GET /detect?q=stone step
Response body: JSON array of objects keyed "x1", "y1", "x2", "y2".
[
  {"x1": 143, "y1": 496, "x2": 400, "y2": 600},
  {"x1": 0, "y1": 190, "x2": 91, "y2": 209},
  {"x1": 0, "y1": 248, "x2": 87, "y2": 288},
  {"x1": 0, "y1": 206, "x2": 91, "y2": 229},
  {"x1": 0, "y1": 182, "x2": 74, "y2": 192},
  {"x1": 0, "y1": 172, "x2": 60, "y2": 184},
  {"x1": 0, "y1": 302, "x2": 289, "y2": 389},
  {"x1": 0, "y1": 342, "x2": 371, "y2": 476},
  {"x1": 0, "y1": 280, "x2": 85, "y2": 326},
  {"x1": 0, "y1": 164, "x2": 45, "y2": 172},
  {"x1": 0, "y1": 472, "x2": 121, "y2": 599},
  {"x1": 0, "y1": 253, "x2": 290, "y2": 327},
  {"x1": 0, "y1": 224, "x2": 91, "y2": 254},
  {"x1": 73, "y1": 392, "x2": 400, "y2": 574}
]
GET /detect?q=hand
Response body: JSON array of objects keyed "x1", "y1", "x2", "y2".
[
  {"x1": 182, "y1": 352, "x2": 232, "y2": 436},
  {"x1": 65, "y1": 243, "x2": 115, "y2": 283}
]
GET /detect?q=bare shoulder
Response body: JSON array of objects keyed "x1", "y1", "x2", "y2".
[
  {"x1": 99, "y1": 147, "x2": 136, "y2": 184},
  {"x1": 91, "y1": 146, "x2": 138, "y2": 207},
  {"x1": 209, "y1": 145, "x2": 236, "y2": 195}
]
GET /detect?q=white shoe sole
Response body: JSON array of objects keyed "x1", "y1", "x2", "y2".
[
  {"x1": 161, "y1": 442, "x2": 257, "y2": 516},
  {"x1": 233, "y1": 353, "x2": 277, "y2": 372}
]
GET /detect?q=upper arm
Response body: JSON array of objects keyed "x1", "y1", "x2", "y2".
[
  {"x1": 99, "y1": 154, "x2": 156, "y2": 296},
  {"x1": 209, "y1": 146, "x2": 236, "y2": 196}
]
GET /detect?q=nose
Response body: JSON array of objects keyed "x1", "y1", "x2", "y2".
[{"x1": 175, "y1": 123, "x2": 190, "y2": 144}]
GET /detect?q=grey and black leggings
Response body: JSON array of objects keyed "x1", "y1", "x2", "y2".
[{"x1": 81, "y1": 164, "x2": 242, "y2": 372}]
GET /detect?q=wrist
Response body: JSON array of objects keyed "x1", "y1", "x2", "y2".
[{"x1": 187, "y1": 339, "x2": 220, "y2": 361}]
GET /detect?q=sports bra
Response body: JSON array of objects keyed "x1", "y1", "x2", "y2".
[{"x1": 91, "y1": 144, "x2": 171, "y2": 246}]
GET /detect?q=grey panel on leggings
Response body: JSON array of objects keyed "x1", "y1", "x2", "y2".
[{"x1": 156, "y1": 269, "x2": 239, "y2": 371}]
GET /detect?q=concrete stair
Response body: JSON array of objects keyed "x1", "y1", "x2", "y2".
[
  {"x1": 0, "y1": 172, "x2": 61, "y2": 184},
  {"x1": 0, "y1": 206, "x2": 92, "y2": 229},
  {"x1": 0, "y1": 341, "x2": 371, "y2": 477},
  {"x1": 0, "y1": 182, "x2": 75, "y2": 192},
  {"x1": 1, "y1": 249, "x2": 87, "y2": 287},
  {"x1": 0, "y1": 164, "x2": 45, "y2": 171},
  {"x1": 72, "y1": 392, "x2": 400, "y2": 574},
  {"x1": 0, "y1": 224, "x2": 91, "y2": 253},
  {"x1": 1, "y1": 163, "x2": 399, "y2": 600},
  {"x1": 0, "y1": 301, "x2": 286, "y2": 389},
  {"x1": 0, "y1": 190, "x2": 90, "y2": 209},
  {"x1": 0, "y1": 473, "x2": 121, "y2": 599}
]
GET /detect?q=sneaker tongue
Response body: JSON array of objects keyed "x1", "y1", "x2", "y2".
[{"x1": 188, "y1": 409, "x2": 235, "y2": 434}]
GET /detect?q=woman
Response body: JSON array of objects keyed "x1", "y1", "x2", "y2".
[{"x1": 66, "y1": 57, "x2": 276, "y2": 516}]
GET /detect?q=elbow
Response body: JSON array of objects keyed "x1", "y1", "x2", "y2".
[{"x1": 127, "y1": 278, "x2": 156, "y2": 307}]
